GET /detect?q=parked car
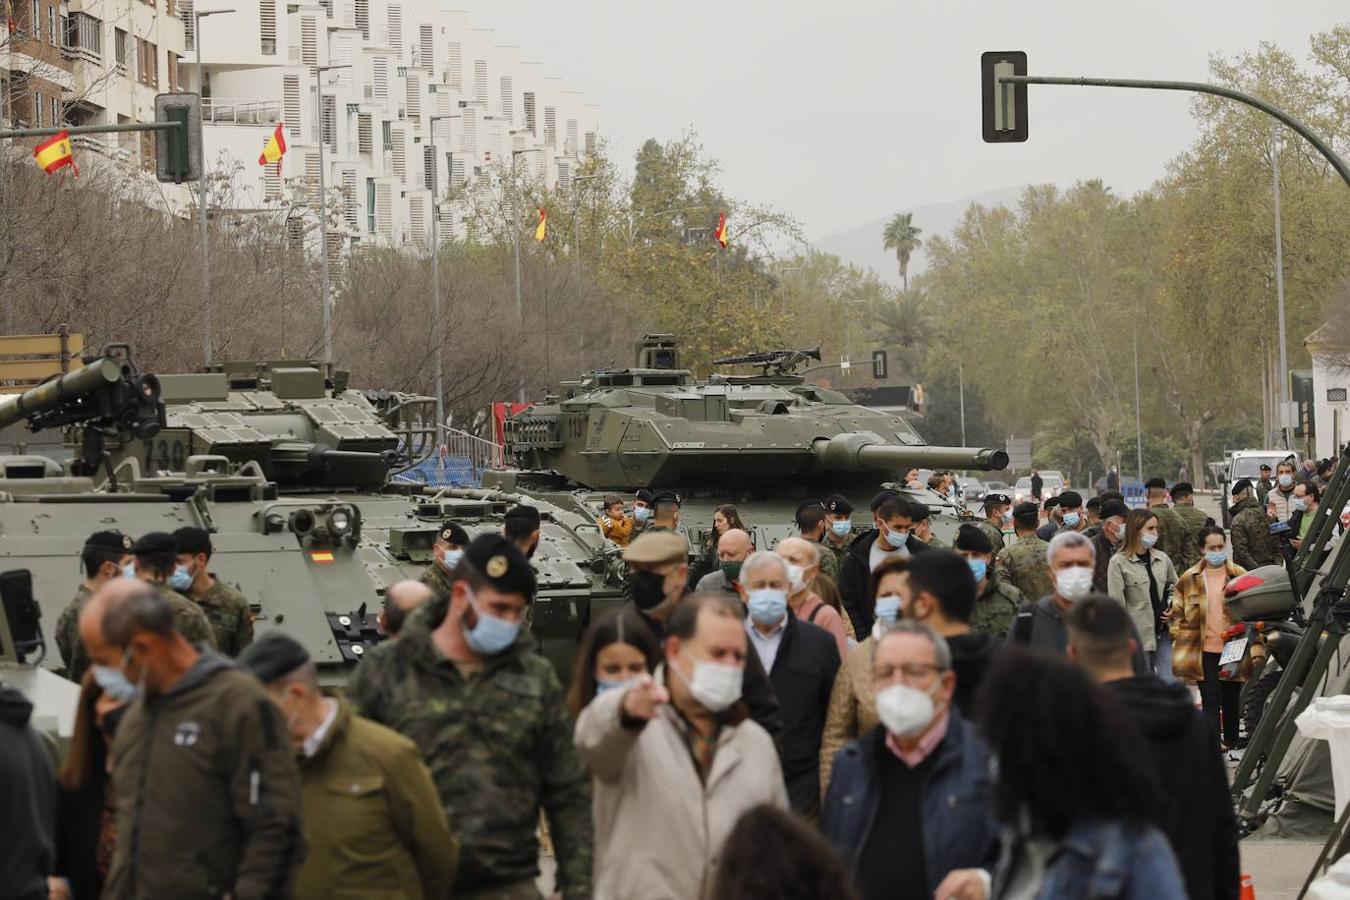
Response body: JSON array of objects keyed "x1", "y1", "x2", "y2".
[
  {"x1": 956, "y1": 476, "x2": 986, "y2": 503},
  {"x1": 1013, "y1": 471, "x2": 1065, "y2": 504}
]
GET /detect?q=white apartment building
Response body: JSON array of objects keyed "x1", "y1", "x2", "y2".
[
  {"x1": 2, "y1": 0, "x2": 188, "y2": 182},
  {"x1": 189, "y1": 0, "x2": 600, "y2": 253}
]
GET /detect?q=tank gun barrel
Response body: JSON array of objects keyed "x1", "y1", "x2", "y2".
[{"x1": 812, "y1": 434, "x2": 1009, "y2": 473}]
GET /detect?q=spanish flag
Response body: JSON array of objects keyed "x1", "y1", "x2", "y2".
[
  {"x1": 534, "y1": 208, "x2": 547, "y2": 242},
  {"x1": 33, "y1": 130, "x2": 76, "y2": 176},
  {"x1": 714, "y1": 212, "x2": 728, "y2": 249},
  {"x1": 258, "y1": 122, "x2": 287, "y2": 169}
]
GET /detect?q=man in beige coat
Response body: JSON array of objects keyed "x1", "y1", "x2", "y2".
[{"x1": 574, "y1": 593, "x2": 787, "y2": 899}]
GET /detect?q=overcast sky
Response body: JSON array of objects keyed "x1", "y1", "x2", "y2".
[{"x1": 456, "y1": 0, "x2": 1347, "y2": 239}]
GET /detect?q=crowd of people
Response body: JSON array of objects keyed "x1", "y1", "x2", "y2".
[{"x1": 2, "y1": 460, "x2": 1339, "y2": 899}]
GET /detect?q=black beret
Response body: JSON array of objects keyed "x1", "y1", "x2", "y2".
[
  {"x1": 652, "y1": 490, "x2": 681, "y2": 507},
  {"x1": 982, "y1": 493, "x2": 1012, "y2": 506},
  {"x1": 464, "y1": 533, "x2": 536, "y2": 597},
  {"x1": 1085, "y1": 497, "x2": 1102, "y2": 511},
  {"x1": 1058, "y1": 491, "x2": 1083, "y2": 508},
  {"x1": 1171, "y1": 482, "x2": 1194, "y2": 497},
  {"x1": 1100, "y1": 499, "x2": 1130, "y2": 520},
  {"x1": 1259, "y1": 463, "x2": 1273, "y2": 471},
  {"x1": 825, "y1": 493, "x2": 854, "y2": 515},
  {"x1": 1012, "y1": 501, "x2": 1040, "y2": 519},
  {"x1": 239, "y1": 632, "x2": 310, "y2": 683},
  {"x1": 437, "y1": 521, "x2": 470, "y2": 546},
  {"x1": 794, "y1": 498, "x2": 825, "y2": 516},
  {"x1": 1143, "y1": 477, "x2": 1167, "y2": 490},
  {"x1": 131, "y1": 531, "x2": 176, "y2": 557},
  {"x1": 869, "y1": 490, "x2": 900, "y2": 511},
  {"x1": 85, "y1": 530, "x2": 132, "y2": 554},
  {"x1": 1232, "y1": 478, "x2": 1254, "y2": 496},
  {"x1": 503, "y1": 505, "x2": 541, "y2": 528},
  {"x1": 954, "y1": 523, "x2": 993, "y2": 554},
  {"x1": 908, "y1": 501, "x2": 931, "y2": 521},
  {"x1": 1043, "y1": 497, "x2": 1060, "y2": 510},
  {"x1": 173, "y1": 526, "x2": 212, "y2": 557},
  {"x1": 635, "y1": 489, "x2": 655, "y2": 504}
]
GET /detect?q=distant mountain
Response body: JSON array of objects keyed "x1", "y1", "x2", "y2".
[{"x1": 813, "y1": 185, "x2": 1027, "y2": 285}]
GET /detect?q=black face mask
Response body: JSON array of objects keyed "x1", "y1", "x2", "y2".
[
  {"x1": 101, "y1": 704, "x2": 128, "y2": 741},
  {"x1": 628, "y1": 569, "x2": 669, "y2": 611}
]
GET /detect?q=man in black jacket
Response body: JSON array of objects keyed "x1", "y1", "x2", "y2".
[
  {"x1": 0, "y1": 682, "x2": 54, "y2": 900},
  {"x1": 737, "y1": 550, "x2": 840, "y2": 816},
  {"x1": 838, "y1": 494, "x2": 931, "y2": 636},
  {"x1": 1066, "y1": 596, "x2": 1239, "y2": 900},
  {"x1": 621, "y1": 531, "x2": 784, "y2": 744}
]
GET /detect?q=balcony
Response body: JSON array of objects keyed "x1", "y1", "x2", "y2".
[{"x1": 203, "y1": 97, "x2": 282, "y2": 125}]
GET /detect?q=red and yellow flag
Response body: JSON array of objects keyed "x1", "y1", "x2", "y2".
[
  {"x1": 33, "y1": 130, "x2": 76, "y2": 176},
  {"x1": 714, "y1": 212, "x2": 728, "y2": 249},
  {"x1": 258, "y1": 121, "x2": 287, "y2": 168},
  {"x1": 534, "y1": 208, "x2": 547, "y2": 242}
]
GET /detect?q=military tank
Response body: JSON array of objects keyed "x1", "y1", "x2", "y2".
[
  {"x1": 487, "y1": 334, "x2": 1009, "y2": 556},
  {"x1": 0, "y1": 349, "x2": 624, "y2": 684}
]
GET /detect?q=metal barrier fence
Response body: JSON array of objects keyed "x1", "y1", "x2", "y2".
[{"x1": 393, "y1": 425, "x2": 505, "y2": 488}]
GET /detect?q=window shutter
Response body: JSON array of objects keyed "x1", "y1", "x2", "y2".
[
  {"x1": 566, "y1": 118, "x2": 578, "y2": 156},
  {"x1": 371, "y1": 56, "x2": 387, "y2": 100},
  {"x1": 181, "y1": 0, "x2": 194, "y2": 50},
  {"x1": 419, "y1": 24, "x2": 433, "y2": 72},
  {"x1": 386, "y1": 4, "x2": 402, "y2": 52},
  {"x1": 259, "y1": 0, "x2": 275, "y2": 54},
  {"x1": 584, "y1": 131, "x2": 596, "y2": 156},
  {"x1": 263, "y1": 163, "x2": 280, "y2": 200},
  {"x1": 376, "y1": 183, "x2": 393, "y2": 237},
  {"x1": 305, "y1": 150, "x2": 321, "y2": 207},
  {"x1": 473, "y1": 59, "x2": 486, "y2": 104},
  {"x1": 423, "y1": 144, "x2": 435, "y2": 190},
  {"x1": 354, "y1": 0, "x2": 367, "y2": 39},
  {"x1": 499, "y1": 76, "x2": 512, "y2": 125},
  {"x1": 409, "y1": 195, "x2": 425, "y2": 248},
  {"x1": 283, "y1": 75, "x2": 300, "y2": 141},
  {"x1": 462, "y1": 106, "x2": 476, "y2": 158},
  {"x1": 405, "y1": 71, "x2": 420, "y2": 119},
  {"x1": 321, "y1": 94, "x2": 336, "y2": 151},
  {"x1": 446, "y1": 41, "x2": 461, "y2": 88},
  {"x1": 544, "y1": 106, "x2": 556, "y2": 148},
  {"x1": 301, "y1": 16, "x2": 316, "y2": 65},
  {"x1": 391, "y1": 127, "x2": 405, "y2": 181},
  {"x1": 358, "y1": 113, "x2": 372, "y2": 153},
  {"x1": 523, "y1": 92, "x2": 536, "y2": 135},
  {"x1": 342, "y1": 169, "x2": 357, "y2": 225}
]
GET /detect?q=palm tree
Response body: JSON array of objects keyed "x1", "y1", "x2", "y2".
[
  {"x1": 882, "y1": 212, "x2": 923, "y2": 290},
  {"x1": 872, "y1": 289, "x2": 937, "y2": 376}
]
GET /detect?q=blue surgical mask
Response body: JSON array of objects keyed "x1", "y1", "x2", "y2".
[
  {"x1": 1063, "y1": 512, "x2": 1081, "y2": 527},
  {"x1": 596, "y1": 677, "x2": 639, "y2": 695},
  {"x1": 633, "y1": 506, "x2": 652, "y2": 523},
  {"x1": 462, "y1": 589, "x2": 521, "y2": 655},
  {"x1": 747, "y1": 588, "x2": 788, "y2": 626},
  {"x1": 1001, "y1": 509, "x2": 1013, "y2": 523},
  {"x1": 92, "y1": 647, "x2": 141, "y2": 703},
  {"x1": 1141, "y1": 533, "x2": 1158, "y2": 549},
  {"x1": 831, "y1": 519, "x2": 852, "y2": 537},
  {"x1": 1292, "y1": 498, "x2": 1308, "y2": 512},
  {"x1": 968, "y1": 559, "x2": 988, "y2": 582},
  {"x1": 122, "y1": 563, "x2": 136, "y2": 579},
  {"x1": 438, "y1": 549, "x2": 464, "y2": 572},
  {"x1": 1205, "y1": 550, "x2": 1227, "y2": 568},
  {"x1": 884, "y1": 527, "x2": 909, "y2": 548},
  {"x1": 169, "y1": 564, "x2": 193, "y2": 592},
  {"x1": 875, "y1": 593, "x2": 902, "y2": 624}
]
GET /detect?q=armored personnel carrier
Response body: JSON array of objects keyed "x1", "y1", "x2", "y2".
[
  {"x1": 489, "y1": 334, "x2": 1009, "y2": 556},
  {"x1": 0, "y1": 349, "x2": 623, "y2": 683}
]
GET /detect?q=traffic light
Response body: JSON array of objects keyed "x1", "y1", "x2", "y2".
[
  {"x1": 981, "y1": 51, "x2": 1028, "y2": 143},
  {"x1": 154, "y1": 92, "x2": 202, "y2": 183}
]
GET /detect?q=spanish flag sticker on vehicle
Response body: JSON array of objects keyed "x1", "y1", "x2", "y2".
[{"x1": 310, "y1": 551, "x2": 335, "y2": 564}]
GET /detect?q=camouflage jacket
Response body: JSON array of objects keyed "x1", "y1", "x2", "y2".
[
  {"x1": 970, "y1": 577, "x2": 1023, "y2": 640},
  {"x1": 995, "y1": 535, "x2": 1054, "y2": 607},
  {"x1": 418, "y1": 562, "x2": 455, "y2": 602},
  {"x1": 192, "y1": 577, "x2": 254, "y2": 657},
  {"x1": 347, "y1": 630, "x2": 593, "y2": 897},
  {"x1": 1149, "y1": 505, "x2": 1195, "y2": 575},
  {"x1": 1230, "y1": 498, "x2": 1278, "y2": 571},
  {"x1": 822, "y1": 535, "x2": 852, "y2": 576},
  {"x1": 1172, "y1": 504, "x2": 1210, "y2": 573},
  {"x1": 975, "y1": 520, "x2": 1006, "y2": 555},
  {"x1": 806, "y1": 539, "x2": 840, "y2": 582},
  {"x1": 56, "y1": 583, "x2": 94, "y2": 682},
  {"x1": 59, "y1": 583, "x2": 216, "y2": 681}
]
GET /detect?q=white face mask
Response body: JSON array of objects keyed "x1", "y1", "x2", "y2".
[
  {"x1": 1054, "y1": 566, "x2": 1094, "y2": 601},
  {"x1": 676, "y1": 654, "x2": 743, "y2": 713},
  {"x1": 1278, "y1": 474, "x2": 1294, "y2": 489},
  {"x1": 785, "y1": 562, "x2": 808, "y2": 592},
  {"x1": 875, "y1": 681, "x2": 940, "y2": 739}
]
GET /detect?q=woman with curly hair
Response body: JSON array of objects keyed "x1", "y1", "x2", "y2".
[{"x1": 960, "y1": 649, "x2": 1187, "y2": 899}]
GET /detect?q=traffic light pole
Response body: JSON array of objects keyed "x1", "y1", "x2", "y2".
[
  {"x1": 0, "y1": 122, "x2": 182, "y2": 140},
  {"x1": 997, "y1": 74, "x2": 1350, "y2": 191}
]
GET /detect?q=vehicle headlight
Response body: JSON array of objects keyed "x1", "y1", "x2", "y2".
[{"x1": 329, "y1": 509, "x2": 352, "y2": 535}]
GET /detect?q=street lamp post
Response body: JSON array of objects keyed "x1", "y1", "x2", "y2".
[
  {"x1": 571, "y1": 173, "x2": 600, "y2": 285},
  {"x1": 194, "y1": 7, "x2": 236, "y2": 367},
  {"x1": 314, "y1": 62, "x2": 351, "y2": 366},
  {"x1": 427, "y1": 112, "x2": 461, "y2": 430},
  {"x1": 510, "y1": 145, "x2": 540, "y2": 402},
  {"x1": 1272, "y1": 120, "x2": 1289, "y2": 449}
]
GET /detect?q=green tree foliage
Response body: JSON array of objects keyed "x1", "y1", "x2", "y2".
[{"x1": 882, "y1": 211, "x2": 923, "y2": 290}]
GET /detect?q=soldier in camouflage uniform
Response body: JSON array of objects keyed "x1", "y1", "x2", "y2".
[
  {"x1": 996, "y1": 502, "x2": 1055, "y2": 603},
  {"x1": 1229, "y1": 479, "x2": 1278, "y2": 571},
  {"x1": 56, "y1": 530, "x2": 134, "y2": 682},
  {"x1": 642, "y1": 489, "x2": 682, "y2": 535},
  {"x1": 911, "y1": 502, "x2": 947, "y2": 549},
  {"x1": 976, "y1": 492, "x2": 1013, "y2": 555},
  {"x1": 1169, "y1": 482, "x2": 1209, "y2": 573},
  {"x1": 795, "y1": 502, "x2": 841, "y2": 582},
  {"x1": 173, "y1": 527, "x2": 254, "y2": 657},
  {"x1": 418, "y1": 521, "x2": 470, "y2": 602},
  {"x1": 821, "y1": 494, "x2": 856, "y2": 574},
  {"x1": 1143, "y1": 477, "x2": 1196, "y2": 575},
  {"x1": 349, "y1": 534, "x2": 592, "y2": 899},
  {"x1": 954, "y1": 524, "x2": 1023, "y2": 639},
  {"x1": 128, "y1": 532, "x2": 218, "y2": 651}
]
